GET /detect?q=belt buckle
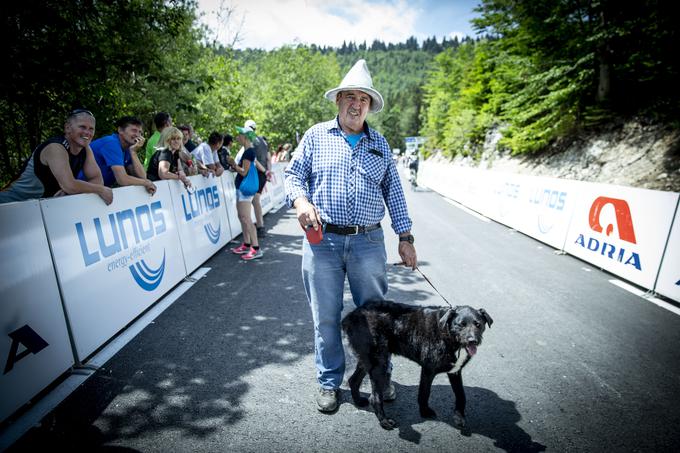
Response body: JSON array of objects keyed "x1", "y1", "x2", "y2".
[{"x1": 348, "y1": 225, "x2": 359, "y2": 235}]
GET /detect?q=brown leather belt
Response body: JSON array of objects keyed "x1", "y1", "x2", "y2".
[{"x1": 323, "y1": 223, "x2": 381, "y2": 235}]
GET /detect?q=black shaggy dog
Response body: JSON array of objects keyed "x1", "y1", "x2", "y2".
[{"x1": 342, "y1": 301, "x2": 493, "y2": 430}]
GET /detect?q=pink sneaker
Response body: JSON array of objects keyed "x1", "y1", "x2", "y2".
[
  {"x1": 231, "y1": 243, "x2": 249, "y2": 254},
  {"x1": 241, "y1": 247, "x2": 264, "y2": 260}
]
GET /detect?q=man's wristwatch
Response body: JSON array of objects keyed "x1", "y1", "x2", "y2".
[{"x1": 399, "y1": 234, "x2": 415, "y2": 244}]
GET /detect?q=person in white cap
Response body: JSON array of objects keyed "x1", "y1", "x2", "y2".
[
  {"x1": 284, "y1": 59, "x2": 417, "y2": 413},
  {"x1": 243, "y1": 119, "x2": 271, "y2": 237}
]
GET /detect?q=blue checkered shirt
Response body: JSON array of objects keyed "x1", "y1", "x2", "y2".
[{"x1": 285, "y1": 117, "x2": 412, "y2": 234}]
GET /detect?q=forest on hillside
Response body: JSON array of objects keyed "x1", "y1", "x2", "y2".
[{"x1": 2, "y1": 0, "x2": 678, "y2": 185}]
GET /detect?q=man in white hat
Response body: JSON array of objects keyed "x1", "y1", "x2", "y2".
[{"x1": 284, "y1": 59, "x2": 417, "y2": 413}]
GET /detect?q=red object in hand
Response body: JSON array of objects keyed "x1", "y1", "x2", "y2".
[{"x1": 304, "y1": 224, "x2": 323, "y2": 244}]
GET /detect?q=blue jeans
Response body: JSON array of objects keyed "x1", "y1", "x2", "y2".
[{"x1": 302, "y1": 228, "x2": 388, "y2": 390}]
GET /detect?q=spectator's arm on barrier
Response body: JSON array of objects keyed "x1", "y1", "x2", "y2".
[
  {"x1": 82, "y1": 144, "x2": 104, "y2": 185},
  {"x1": 112, "y1": 166, "x2": 156, "y2": 195},
  {"x1": 213, "y1": 161, "x2": 224, "y2": 177},
  {"x1": 44, "y1": 144, "x2": 113, "y2": 204},
  {"x1": 159, "y1": 159, "x2": 191, "y2": 188}
]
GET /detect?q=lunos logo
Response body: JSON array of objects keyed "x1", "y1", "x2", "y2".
[
  {"x1": 75, "y1": 200, "x2": 167, "y2": 291},
  {"x1": 574, "y1": 196, "x2": 641, "y2": 270},
  {"x1": 529, "y1": 187, "x2": 567, "y2": 234},
  {"x1": 181, "y1": 185, "x2": 221, "y2": 244}
]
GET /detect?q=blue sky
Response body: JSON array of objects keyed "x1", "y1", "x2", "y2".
[{"x1": 197, "y1": 0, "x2": 480, "y2": 50}]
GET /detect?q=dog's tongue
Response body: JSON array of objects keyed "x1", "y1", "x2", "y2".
[{"x1": 466, "y1": 344, "x2": 477, "y2": 356}]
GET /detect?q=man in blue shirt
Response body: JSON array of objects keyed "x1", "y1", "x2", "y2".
[
  {"x1": 90, "y1": 116, "x2": 156, "y2": 194},
  {"x1": 284, "y1": 59, "x2": 417, "y2": 412}
]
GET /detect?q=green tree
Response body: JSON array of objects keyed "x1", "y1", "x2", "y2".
[
  {"x1": 1, "y1": 0, "x2": 204, "y2": 183},
  {"x1": 241, "y1": 46, "x2": 340, "y2": 146}
]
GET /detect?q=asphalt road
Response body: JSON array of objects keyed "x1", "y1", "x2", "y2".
[{"x1": 9, "y1": 173, "x2": 680, "y2": 452}]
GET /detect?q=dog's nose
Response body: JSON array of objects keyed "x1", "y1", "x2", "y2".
[{"x1": 466, "y1": 338, "x2": 478, "y2": 345}]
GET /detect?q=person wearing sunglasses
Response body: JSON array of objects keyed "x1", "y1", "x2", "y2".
[{"x1": 0, "y1": 109, "x2": 113, "y2": 205}]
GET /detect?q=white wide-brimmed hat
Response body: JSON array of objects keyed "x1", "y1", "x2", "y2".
[{"x1": 324, "y1": 59, "x2": 384, "y2": 113}]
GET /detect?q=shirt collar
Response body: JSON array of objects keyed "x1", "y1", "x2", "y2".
[{"x1": 328, "y1": 116, "x2": 373, "y2": 141}]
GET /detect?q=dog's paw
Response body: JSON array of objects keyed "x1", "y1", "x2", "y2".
[
  {"x1": 453, "y1": 411, "x2": 467, "y2": 428},
  {"x1": 379, "y1": 418, "x2": 397, "y2": 430},
  {"x1": 420, "y1": 406, "x2": 437, "y2": 419},
  {"x1": 354, "y1": 396, "x2": 369, "y2": 407}
]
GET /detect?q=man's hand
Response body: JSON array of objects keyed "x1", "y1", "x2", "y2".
[
  {"x1": 179, "y1": 171, "x2": 192, "y2": 189},
  {"x1": 98, "y1": 186, "x2": 114, "y2": 205},
  {"x1": 143, "y1": 179, "x2": 157, "y2": 195},
  {"x1": 294, "y1": 198, "x2": 321, "y2": 230},
  {"x1": 130, "y1": 136, "x2": 146, "y2": 154},
  {"x1": 398, "y1": 241, "x2": 417, "y2": 270}
]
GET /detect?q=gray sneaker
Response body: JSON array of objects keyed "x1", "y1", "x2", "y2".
[
  {"x1": 384, "y1": 382, "x2": 396, "y2": 402},
  {"x1": 316, "y1": 388, "x2": 339, "y2": 412}
]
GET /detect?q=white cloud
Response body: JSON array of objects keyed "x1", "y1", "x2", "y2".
[{"x1": 197, "y1": 0, "x2": 421, "y2": 50}]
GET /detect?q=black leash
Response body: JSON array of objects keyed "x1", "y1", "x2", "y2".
[{"x1": 392, "y1": 262, "x2": 454, "y2": 309}]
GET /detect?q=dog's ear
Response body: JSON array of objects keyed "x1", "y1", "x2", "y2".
[
  {"x1": 438, "y1": 309, "x2": 456, "y2": 330},
  {"x1": 479, "y1": 308, "x2": 493, "y2": 328}
]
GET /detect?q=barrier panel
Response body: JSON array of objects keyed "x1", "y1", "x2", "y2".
[
  {"x1": 40, "y1": 183, "x2": 187, "y2": 361},
  {"x1": 562, "y1": 184, "x2": 678, "y2": 290},
  {"x1": 169, "y1": 175, "x2": 232, "y2": 273},
  {"x1": 0, "y1": 201, "x2": 75, "y2": 423},
  {"x1": 420, "y1": 160, "x2": 680, "y2": 302},
  {"x1": 270, "y1": 163, "x2": 287, "y2": 206},
  {"x1": 259, "y1": 181, "x2": 275, "y2": 214},
  {"x1": 655, "y1": 202, "x2": 680, "y2": 301},
  {"x1": 484, "y1": 174, "x2": 581, "y2": 251},
  {"x1": 220, "y1": 172, "x2": 241, "y2": 240}
]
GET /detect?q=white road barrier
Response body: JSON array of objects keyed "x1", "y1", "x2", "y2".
[
  {"x1": 0, "y1": 201, "x2": 74, "y2": 422},
  {"x1": 420, "y1": 160, "x2": 680, "y2": 302},
  {"x1": 40, "y1": 183, "x2": 187, "y2": 362},
  {"x1": 170, "y1": 175, "x2": 232, "y2": 273},
  {"x1": 1, "y1": 165, "x2": 290, "y2": 424}
]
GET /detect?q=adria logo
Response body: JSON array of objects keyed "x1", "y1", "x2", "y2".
[
  {"x1": 588, "y1": 197, "x2": 637, "y2": 244},
  {"x1": 574, "y1": 196, "x2": 641, "y2": 271}
]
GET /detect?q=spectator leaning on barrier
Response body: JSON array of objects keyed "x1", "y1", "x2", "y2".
[
  {"x1": 144, "y1": 112, "x2": 172, "y2": 170},
  {"x1": 0, "y1": 109, "x2": 113, "y2": 205},
  {"x1": 89, "y1": 116, "x2": 156, "y2": 195},
  {"x1": 225, "y1": 126, "x2": 266, "y2": 261},
  {"x1": 244, "y1": 119, "x2": 271, "y2": 237},
  {"x1": 218, "y1": 134, "x2": 234, "y2": 169},
  {"x1": 178, "y1": 124, "x2": 197, "y2": 152},
  {"x1": 284, "y1": 59, "x2": 417, "y2": 412},
  {"x1": 191, "y1": 132, "x2": 225, "y2": 177},
  {"x1": 179, "y1": 146, "x2": 198, "y2": 177},
  {"x1": 146, "y1": 126, "x2": 191, "y2": 189}
]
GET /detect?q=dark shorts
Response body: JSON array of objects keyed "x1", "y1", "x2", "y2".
[{"x1": 257, "y1": 170, "x2": 267, "y2": 194}]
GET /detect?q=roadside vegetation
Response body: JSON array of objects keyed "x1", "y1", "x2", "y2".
[{"x1": 2, "y1": 0, "x2": 676, "y2": 185}]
